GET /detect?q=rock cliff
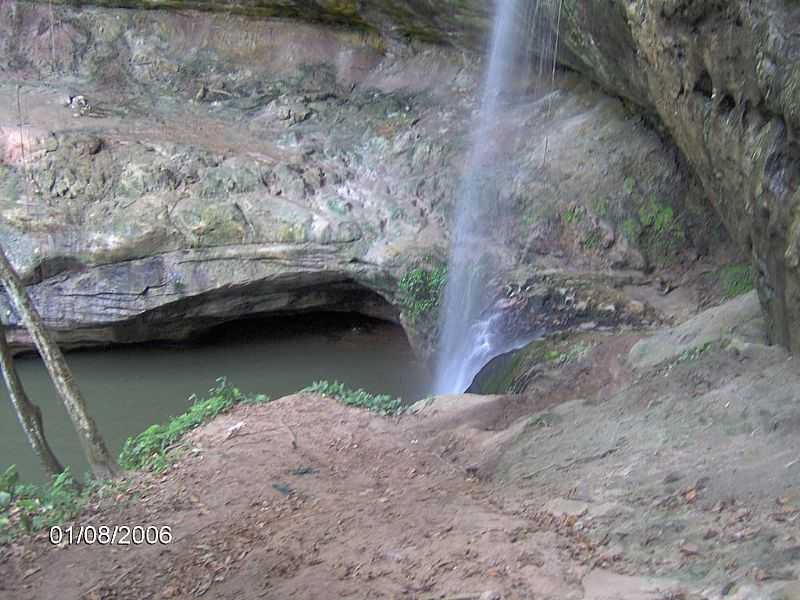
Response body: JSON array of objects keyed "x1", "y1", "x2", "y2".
[{"x1": 0, "y1": 1, "x2": 739, "y2": 354}]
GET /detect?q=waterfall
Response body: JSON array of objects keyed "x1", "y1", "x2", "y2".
[{"x1": 432, "y1": 0, "x2": 562, "y2": 395}]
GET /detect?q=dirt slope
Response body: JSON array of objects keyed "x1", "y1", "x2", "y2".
[{"x1": 2, "y1": 295, "x2": 800, "y2": 600}]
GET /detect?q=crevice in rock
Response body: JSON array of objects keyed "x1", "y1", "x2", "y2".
[
  {"x1": 22, "y1": 256, "x2": 87, "y2": 286},
  {"x1": 7, "y1": 278, "x2": 401, "y2": 354},
  {"x1": 718, "y1": 93, "x2": 736, "y2": 115},
  {"x1": 693, "y1": 70, "x2": 713, "y2": 100}
]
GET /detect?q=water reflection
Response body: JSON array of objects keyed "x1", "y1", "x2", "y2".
[{"x1": 1, "y1": 313, "x2": 430, "y2": 481}]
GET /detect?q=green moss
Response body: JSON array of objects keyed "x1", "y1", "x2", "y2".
[
  {"x1": 472, "y1": 337, "x2": 594, "y2": 395},
  {"x1": 638, "y1": 196, "x2": 675, "y2": 233},
  {"x1": 623, "y1": 177, "x2": 636, "y2": 195},
  {"x1": 199, "y1": 206, "x2": 248, "y2": 244},
  {"x1": 470, "y1": 346, "x2": 533, "y2": 394},
  {"x1": 277, "y1": 222, "x2": 308, "y2": 243},
  {"x1": 592, "y1": 195, "x2": 610, "y2": 217}
]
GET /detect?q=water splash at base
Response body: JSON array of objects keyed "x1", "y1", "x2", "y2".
[{"x1": 432, "y1": 0, "x2": 562, "y2": 394}]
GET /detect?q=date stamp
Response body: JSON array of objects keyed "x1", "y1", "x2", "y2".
[{"x1": 49, "y1": 525, "x2": 173, "y2": 546}]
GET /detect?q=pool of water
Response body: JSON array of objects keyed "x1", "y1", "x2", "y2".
[{"x1": 0, "y1": 313, "x2": 431, "y2": 482}]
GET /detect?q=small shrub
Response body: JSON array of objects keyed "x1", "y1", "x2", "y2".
[
  {"x1": 0, "y1": 468, "x2": 134, "y2": 545},
  {"x1": 0, "y1": 467, "x2": 86, "y2": 543},
  {"x1": 398, "y1": 263, "x2": 447, "y2": 324},
  {"x1": 622, "y1": 195, "x2": 685, "y2": 264},
  {"x1": 118, "y1": 378, "x2": 269, "y2": 472},
  {"x1": 304, "y1": 380, "x2": 404, "y2": 416}
]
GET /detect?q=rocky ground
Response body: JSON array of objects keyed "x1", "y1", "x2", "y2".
[{"x1": 2, "y1": 292, "x2": 799, "y2": 600}]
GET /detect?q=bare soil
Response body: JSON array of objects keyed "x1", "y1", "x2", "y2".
[{"x1": 3, "y1": 298, "x2": 800, "y2": 600}]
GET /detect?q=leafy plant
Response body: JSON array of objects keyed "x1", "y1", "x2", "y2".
[
  {"x1": 118, "y1": 378, "x2": 269, "y2": 472},
  {"x1": 622, "y1": 195, "x2": 685, "y2": 264},
  {"x1": 0, "y1": 467, "x2": 134, "y2": 545},
  {"x1": 398, "y1": 263, "x2": 447, "y2": 323},
  {"x1": 582, "y1": 229, "x2": 603, "y2": 250},
  {"x1": 0, "y1": 467, "x2": 86, "y2": 543},
  {"x1": 304, "y1": 380, "x2": 404, "y2": 416},
  {"x1": 562, "y1": 206, "x2": 582, "y2": 225},
  {"x1": 638, "y1": 196, "x2": 676, "y2": 233}
]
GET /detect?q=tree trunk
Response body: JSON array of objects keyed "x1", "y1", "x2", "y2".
[
  {"x1": 0, "y1": 323, "x2": 64, "y2": 478},
  {"x1": 0, "y1": 246, "x2": 118, "y2": 479}
]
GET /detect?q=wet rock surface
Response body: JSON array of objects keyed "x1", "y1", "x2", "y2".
[
  {"x1": 23, "y1": 0, "x2": 800, "y2": 356},
  {"x1": 0, "y1": 4, "x2": 729, "y2": 353}
]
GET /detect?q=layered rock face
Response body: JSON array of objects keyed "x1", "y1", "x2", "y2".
[
  {"x1": 16, "y1": 1, "x2": 799, "y2": 353},
  {"x1": 0, "y1": 2, "x2": 725, "y2": 353},
  {"x1": 556, "y1": 1, "x2": 800, "y2": 352}
]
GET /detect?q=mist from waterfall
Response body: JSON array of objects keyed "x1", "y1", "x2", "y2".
[{"x1": 432, "y1": 0, "x2": 563, "y2": 395}]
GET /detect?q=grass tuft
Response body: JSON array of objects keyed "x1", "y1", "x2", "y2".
[
  {"x1": 0, "y1": 466, "x2": 122, "y2": 544},
  {"x1": 118, "y1": 377, "x2": 269, "y2": 473},
  {"x1": 303, "y1": 380, "x2": 404, "y2": 416}
]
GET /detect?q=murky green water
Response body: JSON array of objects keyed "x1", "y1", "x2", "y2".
[{"x1": 0, "y1": 313, "x2": 430, "y2": 482}]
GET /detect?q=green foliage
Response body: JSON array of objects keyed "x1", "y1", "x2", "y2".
[
  {"x1": 592, "y1": 195, "x2": 610, "y2": 218},
  {"x1": 676, "y1": 341, "x2": 713, "y2": 364},
  {"x1": 0, "y1": 467, "x2": 87, "y2": 544},
  {"x1": 623, "y1": 195, "x2": 685, "y2": 263},
  {"x1": 119, "y1": 378, "x2": 269, "y2": 472},
  {"x1": 638, "y1": 197, "x2": 675, "y2": 233},
  {"x1": 622, "y1": 217, "x2": 642, "y2": 242},
  {"x1": 562, "y1": 206, "x2": 583, "y2": 225},
  {"x1": 544, "y1": 341, "x2": 592, "y2": 365},
  {"x1": 582, "y1": 229, "x2": 603, "y2": 250},
  {"x1": 719, "y1": 263, "x2": 754, "y2": 299},
  {"x1": 0, "y1": 468, "x2": 134, "y2": 544},
  {"x1": 398, "y1": 263, "x2": 447, "y2": 323},
  {"x1": 304, "y1": 380, "x2": 404, "y2": 416},
  {"x1": 0, "y1": 465, "x2": 18, "y2": 494}
]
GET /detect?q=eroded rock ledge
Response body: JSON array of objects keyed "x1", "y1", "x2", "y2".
[
  {"x1": 0, "y1": 3, "x2": 733, "y2": 354},
  {"x1": 30, "y1": 0, "x2": 795, "y2": 352}
]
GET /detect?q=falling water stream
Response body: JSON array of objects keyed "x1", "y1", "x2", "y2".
[{"x1": 432, "y1": 0, "x2": 562, "y2": 394}]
